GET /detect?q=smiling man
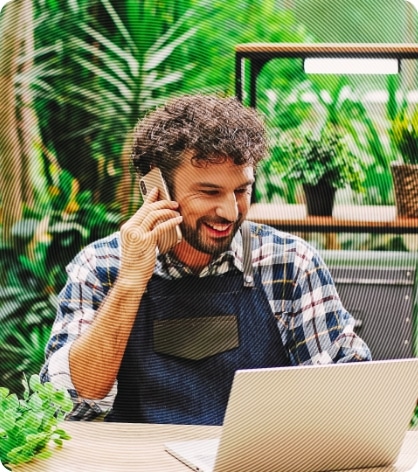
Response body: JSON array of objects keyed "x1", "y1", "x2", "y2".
[{"x1": 41, "y1": 95, "x2": 371, "y2": 424}]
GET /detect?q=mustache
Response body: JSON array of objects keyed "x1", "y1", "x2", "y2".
[{"x1": 198, "y1": 215, "x2": 242, "y2": 225}]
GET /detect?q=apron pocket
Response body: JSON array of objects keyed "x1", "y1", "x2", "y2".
[{"x1": 153, "y1": 315, "x2": 239, "y2": 360}]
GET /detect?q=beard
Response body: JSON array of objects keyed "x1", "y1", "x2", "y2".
[{"x1": 179, "y1": 215, "x2": 243, "y2": 257}]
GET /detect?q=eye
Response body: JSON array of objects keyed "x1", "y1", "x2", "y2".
[
  {"x1": 201, "y1": 190, "x2": 219, "y2": 196},
  {"x1": 235, "y1": 187, "x2": 250, "y2": 195}
]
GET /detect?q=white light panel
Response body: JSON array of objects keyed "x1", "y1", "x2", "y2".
[{"x1": 304, "y1": 58, "x2": 399, "y2": 75}]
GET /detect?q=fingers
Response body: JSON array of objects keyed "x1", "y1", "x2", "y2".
[
  {"x1": 140, "y1": 208, "x2": 182, "y2": 233},
  {"x1": 152, "y1": 216, "x2": 183, "y2": 238},
  {"x1": 120, "y1": 194, "x2": 181, "y2": 247},
  {"x1": 130, "y1": 187, "x2": 179, "y2": 225},
  {"x1": 119, "y1": 187, "x2": 182, "y2": 282}
]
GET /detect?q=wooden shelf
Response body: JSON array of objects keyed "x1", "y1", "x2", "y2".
[
  {"x1": 247, "y1": 203, "x2": 418, "y2": 234},
  {"x1": 235, "y1": 42, "x2": 418, "y2": 58}
]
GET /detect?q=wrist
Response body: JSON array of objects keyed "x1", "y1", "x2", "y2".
[{"x1": 114, "y1": 272, "x2": 150, "y2": 293}]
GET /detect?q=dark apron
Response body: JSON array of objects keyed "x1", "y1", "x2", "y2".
[{"x1": 107, "y1": 223, "x2": 290, "y2": 425}]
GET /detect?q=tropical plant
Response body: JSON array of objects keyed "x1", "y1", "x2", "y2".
[
  {"x1": 30, "y1": 0, "x2": 199, "y2": 219},
  {"x1": 390, "y1": 107, "x2": 418, "y2": 164},
  {"x1": 0, "y1": 167, "x2": 121, "y2": 394},
  {"x1": 0, "y1": 374, "x2": 72, "y2": 470}
]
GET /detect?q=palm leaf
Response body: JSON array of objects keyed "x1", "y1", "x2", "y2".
[
  {"x1": 70, "y1": 36, "x2": 137, "y2": 85},
  {"x1": 73, "y1": 56, "x2": 133, "y2": 99},
  {"x1": 144, "y1": 26, "x2": 197, "y2": 72},
  {"x1": 78, "y1": 23, "x2": 138, "y2": 75},
  {"x1": 99, "y1": 0, "x2": 138, "y2": 53}
]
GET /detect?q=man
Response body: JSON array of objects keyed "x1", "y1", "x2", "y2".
[{"x1": 41, "y1": 95, "x2": 371, "y2": 425}]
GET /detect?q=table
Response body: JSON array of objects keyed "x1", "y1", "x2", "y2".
[
  {"x1": 10, "y1": 423, "x2": 418, "y2": 472},
  {"x1": 247, "y1": 203, "x2": 418, "y2": 234}
]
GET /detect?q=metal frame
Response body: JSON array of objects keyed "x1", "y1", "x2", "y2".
[
  {"x1": 235, "y1": 43, "x2": 418, "y2": 107},
  {"x1": 235, "y1": 42, "x2": 418, "y2": 205}
]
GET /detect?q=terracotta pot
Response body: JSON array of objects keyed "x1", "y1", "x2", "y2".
[
  {"x1": 391, "y1": 163, "x2": 418, "y2": 218},
  {"x1": 303, "y1": 181, "x2": 336, "y2": 216}
]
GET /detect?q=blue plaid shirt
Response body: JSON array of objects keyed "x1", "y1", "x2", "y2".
[{"x1": 41, "y1": 221, "x2": 371, "y2": 420}]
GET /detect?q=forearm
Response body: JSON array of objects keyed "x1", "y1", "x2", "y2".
[
  {"x1": 69, "y1": 277, "x2": 147, "y2": 399},
  {"x1": 58, "y1": 191, "x2": 181, "y2": 400}
]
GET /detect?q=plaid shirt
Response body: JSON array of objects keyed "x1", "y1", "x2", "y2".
[{"x1": 40, "y1": 221, "x2": 371, "y2": 420}]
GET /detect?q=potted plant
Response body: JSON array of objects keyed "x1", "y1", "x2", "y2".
[
  {"x1": 390, "y1": 108, "x2": 418, "y2": 218},
  {"x1": 0, "y1": 375, "x2": 72, "y2": 470},
  {"x1": 275, "y1": 126, "x2": 366, "y2": 216}
]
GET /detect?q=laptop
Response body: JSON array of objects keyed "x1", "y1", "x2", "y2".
[{"x1": 165, "y1": 358, "x2": 418, "y2": 472}]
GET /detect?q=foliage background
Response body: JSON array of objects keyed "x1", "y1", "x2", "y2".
[{"x1": 0, "y1": 1, "x2": 417, "y2": 436}]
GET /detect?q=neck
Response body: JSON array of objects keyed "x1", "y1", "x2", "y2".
[{"x1": 170, "y1": 240, "x2": 213, "y2": 274}]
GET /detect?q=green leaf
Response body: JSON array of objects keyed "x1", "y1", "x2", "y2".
[
  {"x1": 29, "y1": 375, "x2": 41, "y2": 392},
  {"x1": 0, "y1": 286, "x2": 23, "y2": 300},
  {"x1": 48, "y1": 222, "x2": 88, "y2": 239},
  {"x1": 74, "y1": 55, "x2": 133, "y2": 99},
  {"x1": 144, "y1": 26, "x2": 197, "y2": 72},
  {"x1": 4, "y1": 393, "x2": 19, "y2": 411},
  {"x1": 0, "y1": 387, "x2": 10, "y2": 399},
  {"x1": 28, "y1": 394, "x2": 43, "y2": 411},
  {"x1": 35, "y1": 449, "x2": 53, "y2": 460},
  {"x1": 10, "y1": 219, "x2": 40, "y2": 240},
  {"x1": 0, "y1": 411, "x2": 17, "y2": 431},
  {"x1": 54, "y1": 429, "x2": 71, "y2": 440},
  {"x1": 70, "y1": 36, "x2": 136, "y2": 87},
  {"x1": 99, "y1": 0, "x2": 137, "y2": 54}
]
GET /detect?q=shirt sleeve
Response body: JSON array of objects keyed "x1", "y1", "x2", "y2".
[
  {"x1": 40, "y1": 236, "x2": 120, "y2": 420},
  {"x1": 279, "y1": 242, "x2": 372, "y2": 366}
]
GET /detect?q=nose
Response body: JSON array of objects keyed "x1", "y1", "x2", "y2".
[{"x1": 215, "y1": 193, "x2": 239, "y2": 222}]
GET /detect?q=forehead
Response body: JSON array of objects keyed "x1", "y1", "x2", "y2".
[{"x1": 173, "y1": 157, "x2": 254, "y2": 187}]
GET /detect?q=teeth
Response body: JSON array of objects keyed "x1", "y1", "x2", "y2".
[{"x1": 209, "y1": 224, "x2": 229, "y2": 231}]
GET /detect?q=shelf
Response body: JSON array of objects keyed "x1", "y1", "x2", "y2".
[{"x1": 247, "y1": 203, "x2": 418, "y2": 234}]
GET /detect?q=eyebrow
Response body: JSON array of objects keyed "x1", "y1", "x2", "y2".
[{"x1": 194, "y1": 179, "x2": 255, "y2": 189}]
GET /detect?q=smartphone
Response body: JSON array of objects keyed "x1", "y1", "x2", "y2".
[{"x1": 139, "y1": 167, "x2": 182, "y2": 253}]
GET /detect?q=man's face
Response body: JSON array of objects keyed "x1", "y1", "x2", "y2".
[{"x1": 171, "y1": 157, "x2": 254, "y2": 259}]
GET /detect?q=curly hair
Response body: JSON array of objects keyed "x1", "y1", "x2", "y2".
[{"x1": 131, "y1": 95, "x2": 267, "y2": 186}]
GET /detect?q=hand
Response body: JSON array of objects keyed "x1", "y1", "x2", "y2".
[{"x1": 119, "y1": 187, "x2": 182, "y2": 286}]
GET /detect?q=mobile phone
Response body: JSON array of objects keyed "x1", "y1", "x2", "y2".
[{"x1": 139, "y1": 167, "x2": 182, "y2": 253}]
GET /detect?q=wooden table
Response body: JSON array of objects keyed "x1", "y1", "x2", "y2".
[
  {"x1": 247, "y1": 203, "x2": 418, "y2": 234},
  {"x1": 10, "y1": 423, "x2": 418, "y2": 472}
]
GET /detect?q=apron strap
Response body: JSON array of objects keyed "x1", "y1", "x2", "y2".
[{"x1": 241, "y1": 221, "x2": 255, "y2": 288}]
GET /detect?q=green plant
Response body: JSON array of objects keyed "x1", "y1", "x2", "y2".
[
  {"x1": 0, "y1": 374, "x2": 72, "y2": 469},
  {"x1": 391, "y1": 108, "x2": 418, "y2": 165},
  {"x1": 257, "y1": 73, "x2": 398, "y2": 205},
  {"x1": 29, "y1": 0, "x2": 199, "y2": 217},
  {"x1": 185, "y1": 0, "x2": 310, "y2": 95},
  {"x1": 0, "y1": 168, "x2": 121, "y2": 395},
  {"x1": 276, "y1": 126, "x2": 366, "y2": 193},
  {"x1": 299, "y1": 77, "x2": 395, "y2": 205}
]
